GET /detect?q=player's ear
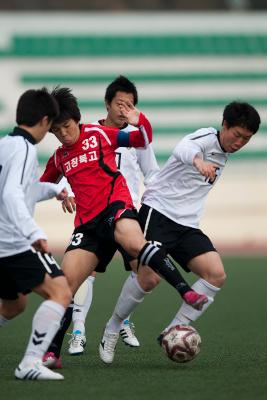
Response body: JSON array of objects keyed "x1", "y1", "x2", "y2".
[
  {"x1": 105, "y1": 100, "x2": 110, "y2": 112},
  {"x1": 40, "y1": 115, "x2": 50, "y2": 127},
  {"x1": 222, "y1": 120, "x2": 229, "y2": 129}
]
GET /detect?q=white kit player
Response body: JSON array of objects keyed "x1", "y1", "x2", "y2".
[
  {"x1": 99, "y1": 101, "x2": 261, "y2": 363},
  {"x1": 138, "y1": 101, "x2": 261, "y2": 342},
  {"x1": 0, "y1": 88, "x2": 72, "y2": 380}
]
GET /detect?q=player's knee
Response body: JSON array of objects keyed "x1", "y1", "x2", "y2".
[
  {"x1": 58, "y1": 286, "x2": 72, "y2": 308},
  {"x1": 205, "y1": 269, "x2": 226, "y2": 288},
  {"x1": 48, "y1": 279, "x2": 73, "y2": 307},
  {"x1": 137, "y1": 268, "x2": 161, "y2": 291},
  {"x1": 217, "y1": 270, "x2": 227, "y2": 287}
]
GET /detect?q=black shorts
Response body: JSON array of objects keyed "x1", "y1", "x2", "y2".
[
  {"x1": 66, "y1": 201, "x2": 136, "y2": 273},
  {"x1": 138, "y1": 204, "x2": 217, "y2": 272},
  {"x1": 0, "y1": 249, "x2": 64, "y2": 300}
]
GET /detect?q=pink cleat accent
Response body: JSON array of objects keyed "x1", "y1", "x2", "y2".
[
  {"x1": 43, "y1": 352, "x2": 62, "y2": 369},
  {"x1": 183, "y1": 291, "x2": 208, "y2": 311}
]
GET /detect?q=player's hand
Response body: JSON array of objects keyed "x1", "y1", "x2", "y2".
[
  {"x1": 118, "y1": 99, "x2": 140, "y2": 126},
  {"x1": 32, "y1": 239, "x2": 48, "y2": 253},
  {"x1": 56, "y1": 187, "x2": 68, "y2": 201},
  {"x1": 193, "y1": 157, "x2": 219, "y2": 180},
  {"x1": 62, "y1": 196, "x2": 76, "y2": 213}
]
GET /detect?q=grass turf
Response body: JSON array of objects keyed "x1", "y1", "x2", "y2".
[{"x1": 0, "y1": 256, "x2": 267, "y2": 400}]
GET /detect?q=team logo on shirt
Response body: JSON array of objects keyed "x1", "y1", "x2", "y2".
[{"x1": 64, "y1": 152, "x2": 98, "y2": 173}]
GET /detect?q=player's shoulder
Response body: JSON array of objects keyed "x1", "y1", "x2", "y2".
[
  {"x1": 81, "y1": 123, "x2": 117, "y2": 135},
  {"x1": 121, "y1": 124, "x2": 136, "y2": 133},
  {"x1": 1, "y1": 134, "x2": 35, "y2": 158},
  {"x1": 185, "y1": 127, "x2": 217, "y2": 142}
]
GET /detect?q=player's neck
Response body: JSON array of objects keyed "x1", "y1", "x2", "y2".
[
  {"x1": 102, "y1": 117, "x2": 127, "y2": 130},
  {"x1": 102, "y1": 116, "x2": 116, "y2": 128}
]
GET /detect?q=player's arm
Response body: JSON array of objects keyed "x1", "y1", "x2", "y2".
[
  {"x1": 136, "y1": 145, "x2": 160, "y2": 186},
  {"x1": 34, "y1": 180, "x2": 68, "y2": 202},
  {"x1": 116, "y1": 100, "x2": 152, "y2": 149},
  {"x1": 1, "y1": 148, "x2": 47, "y2": 247},
  {"x1": 173, "y1": 136, "x2": 218, "y2": 180},
  {"x1": 40, "y1": 152, "x2": 62, "y2": 183},
  {"x1": 193, "y1": 156, "x2": 218, "y2": 181},
  {"x1": 37, "y1": 152, "x2": 69, "y2": 202}
]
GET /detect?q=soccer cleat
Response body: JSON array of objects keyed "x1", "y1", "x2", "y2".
[
  {"x1": 99, "y1": 329, "x2": 119, "y2": 364},
  {"x1": 42, "y1": 352, "x2": 62, "y2": 369},
  {"x1": 183, "y1": 290, "x2": 208, "y2": 311},
  {"x1": 68, "y1": 330, "x2": 86, "y2": 355},
  {"x1": 15, "y1": 359, "x2": 64, "y2": 380},
  {"x1": 119, "y1": 320, "x2": 140, "y2": 347}
]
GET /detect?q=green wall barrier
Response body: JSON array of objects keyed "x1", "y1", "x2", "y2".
[
  {"x1": 1, "y1": 34, "x2": 267, "y2": 57},
  {"x1": 20, "y1": 72, "x2": 267, "y2": 84},
  {"x1": 77, "y1": 98, "x2": 267, "y2": 109}
]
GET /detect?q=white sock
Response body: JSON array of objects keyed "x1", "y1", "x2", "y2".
[
  {"x1": 72, "y1": 276, "x2": 95, "y2": 335},
  {"x1": 165, "y1": 279, "x2": 220, "y2": 330},
  {"x1": 0, "y1": 314, "x2": 9, "y2": 327},
  {"x1": 106, "y1": 275, "x2": 149, "y2": 333},
  {"x1": 20, "y1": 300, "x2": 65, "y2": 366},
  {"x1": 122, "y1": 271, "x2": 137, "y2": 325}
]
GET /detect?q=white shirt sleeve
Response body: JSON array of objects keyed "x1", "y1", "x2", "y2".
[
  {"x1": 34, "y1": 180, "x2": 66, "y2": 202},
  {"x1": 2, "y1": 147, "x2": 47, "y2": 244},
  {"x1": 136, "y1": 144, "x2": 160, "y2": 186},
  {"x1": 173, "y1": 137, "x2": 204, "y2": 165}
]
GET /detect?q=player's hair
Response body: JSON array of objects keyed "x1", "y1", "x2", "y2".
[
  {"x1": 222, "y1": 101, "x2": 261, "y2": 134},
  {"x1": 105, "y1": 75, "x2": 138, "y2": 105},
  {"x1": 50, "y1": 86, "x2": 81, "y2": 126},
  {"x1": 16, "y1": 87, "x2": 59, "y2": 126}
]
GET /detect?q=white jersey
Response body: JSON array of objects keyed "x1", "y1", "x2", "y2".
[
  {"x1": 0, "y1": 128, "x2": 65, "y2": 258},
  {"x1": 142, "y1": 127, "x2": 229, "y2": 228},
  {"x1": 93, "y1": 121, "x2": 159, "y2": 207}
]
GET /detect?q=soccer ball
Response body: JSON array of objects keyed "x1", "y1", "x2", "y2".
[{"x1": 161, "y1": 325, "x2": 201, "y2": 363}]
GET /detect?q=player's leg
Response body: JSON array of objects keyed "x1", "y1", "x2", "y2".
[
  {"x1": 163, "y1": 251, "x2": 226, "y2": 331},
  {"x1": 115, "y1": 217, "x2": 207, "y2": 307},
  {"x1": 43, "y1": 248, "x2": 99, "y2": 367},
  {"x1": 11, "y1": 250, "x2": 72, "y2": 380},
  {"x1": 99, "y1": 210, "x2": 207, "y2": 363},
  {"x1": 0, "y1": 294, "x2": 27, "y2": 326},
  {"x1": 99, "y1": 262, "x2": 162, "y2": 363},
  {"x1": 119, "y1": 272, "x2": 140, "y2": 347},
  {"x1": 99, "y1": 215, "x2": 163, "y2": 363},
  {"x1": 68, "y1": 273, "x2": 96, "y2": 355},
  {"x1": 118, "y1": 254, "x2": 141, "y2": 347}
]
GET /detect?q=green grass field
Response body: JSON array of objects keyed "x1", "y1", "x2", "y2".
[{"x1": 1, "y1": 256, "x2": 267, "y2": 400}]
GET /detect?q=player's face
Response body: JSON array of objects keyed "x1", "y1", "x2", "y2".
[
  {"x1": 106, "y1": 91, "x2": 135, "y2": 128},
  {"x1": 220, "y1": 122, "x2": 253, "y2": 153},
  {"x1": 51, "y1": 119, "x2": 80, "y2": 146}
]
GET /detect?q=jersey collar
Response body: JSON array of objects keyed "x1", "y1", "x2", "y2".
[
  {"x1": 216, "y1": 131, "x2": 227, "y2": 153},
  {"x1": 98, "y1": 119, "x2": 128, "y2": 130},
  {"x1": 9, "y1": 127, "x2": 36, "y2": 145}
]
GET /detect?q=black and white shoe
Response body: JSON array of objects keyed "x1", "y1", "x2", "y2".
[
  {"x1": 120, "y1": 320, "x2": 140, "y2": 347},
  {"x1": 99, "y1": 329, "x2": 119, "y2": 364},
  {"x1": 15, "y1": 359, "x2": 64, "y2": 380}
]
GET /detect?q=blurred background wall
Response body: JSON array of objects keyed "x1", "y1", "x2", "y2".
[
  {"x1": 0, "y1": 0, "x2": 267, "y2": 10},
  {"x1": 0, "y1": 5, "x2": 266, "y2": 254}
]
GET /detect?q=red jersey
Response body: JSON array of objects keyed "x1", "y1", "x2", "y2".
[{"x1": 40, "y1": 113, "x2": 152, "y2": 227}]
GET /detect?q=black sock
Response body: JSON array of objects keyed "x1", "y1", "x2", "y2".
[
  {"x1": 47, "y1": 302, "x2": 73, "y2": 358},
  {"x1": 138, "y1": 243, "x2": 191, "y2": 297}
]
